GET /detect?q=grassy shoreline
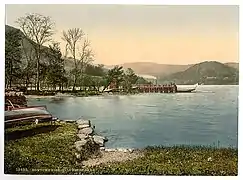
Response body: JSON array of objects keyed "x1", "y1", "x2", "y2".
[{"x1": 4, "y1": 122, "x2": 238, "y2": 175}]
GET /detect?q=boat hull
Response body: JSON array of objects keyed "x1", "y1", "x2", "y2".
[
  {"x1": 5, "y1": 106, "x2": 54, "y2": 127},
  {"x1": 176, "y1": 88, "x2": 196, "y2": 93}
]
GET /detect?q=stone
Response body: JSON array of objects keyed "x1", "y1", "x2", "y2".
[
  {"x1": 78, "y1": 127, "x2": 93, "y2": 135},
  {"x1": 75, "y1": 140, "x2": 88, "y2": 151},
  {"x1": 77, "y1": 133, "x2": 88, "y2": 140},
  {"x1": 128, "y1": 148, "x2": 134, "y2": 153},
  {"x1": 93, "y1": 135, "x2": 105, "y2": 147},
  {"x1": 94, "y1": 135, "x2": 107, "y2": 140},
  {"x1": 76, "y1": 119, "x2": 91, "y2": 126},
  {"x1": 78, "y1": 124, "x2": 90, "y2": 129},
  {"x1": 104, "y1": 148, "x2": 116, "y2": 152},
  {"x1": 117, "y1": 148, "x2": 130, "y2": 153},
  {"x1": 100, "y1": 147, "x2": 105, "y2": 151}
]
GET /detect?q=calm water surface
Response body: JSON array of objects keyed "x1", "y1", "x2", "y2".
[{"x1": 27, "y1": 85, "x2": 238, "y2": 148}]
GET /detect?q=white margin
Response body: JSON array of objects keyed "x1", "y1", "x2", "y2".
[{"x1": 1, "y1": 1, "x2": 241, "y2": 180}]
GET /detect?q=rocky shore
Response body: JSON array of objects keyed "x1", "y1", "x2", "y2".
[{"x1": 64, "y1": 119, "x2": 143, "y2": 167}]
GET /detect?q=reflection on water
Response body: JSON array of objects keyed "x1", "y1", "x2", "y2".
[{"x1": 27, "y1": 85, "x2": 238, "y2": 148}]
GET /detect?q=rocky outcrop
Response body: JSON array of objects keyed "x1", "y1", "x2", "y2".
[
  {"x1": 74, "y1": 119, "x2": 108, "y2": 153},
  {"x1": 77, "y1": 134, "x2": 88, "y2": 140},
  {"x1": 78, "y1": 127, "x2": 93, "y2": 135},
  {"x1": 78, "y1": 124, "x2": 90, "y2": 129},
  {"x1": 76, "y1": 119, "x2": 91, "y2": 126},
  {"x1": 72, "y1": 118, "x2": 140, "y2": 165},
  {"x1": 93, "y1": 135, "x2": 106, "y2": 147},
  {"x1": 75, "y1": 140, "x2": 88, "y2": 152}
]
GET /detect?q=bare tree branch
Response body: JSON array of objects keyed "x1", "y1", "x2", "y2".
[
  {"x1": 16, "y1": 13, "x2": 55, "y2": 91},
  {"x1": 61, "y1": 28, "x2": 85, "y2": 91}
]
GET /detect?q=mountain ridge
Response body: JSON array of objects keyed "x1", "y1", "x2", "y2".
[
  {"x1": 104, "y1": 61, "x2": 239, "y2": 77},
  {"x1": 158, "y1": 61, "x2": 238, "y2": 85}
]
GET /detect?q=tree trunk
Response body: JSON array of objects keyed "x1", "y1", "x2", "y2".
[
  {"x1": 36, "y1": 59, "x2": 40, "y2": 91},
  {"x1": 36, "y1": 45, "x2": 41, "y2": 92},
  {"x1": 72, "y1": 76, "x2": 76, "y2": 91}
]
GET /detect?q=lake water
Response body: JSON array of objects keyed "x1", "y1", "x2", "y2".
[{"x1": 27, "y1": 85, "x2": 238, "y2": 148}]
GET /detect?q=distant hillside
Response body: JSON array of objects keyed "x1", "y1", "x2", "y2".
[
  {"x1": 106, "y1": 62, "x2": 192, "y2": 77},
  {"x1": 159, "y1": 61, "x2": 238, "y2": 85},
  {"x1": 6, "y1": 25, "x2": 85, "y2": 72},
  {"x1": 5, "y1": 25, "x2": 51, "y2": 70},
  {"x1": 224, "y1": 62, "x2": 239, "y2": 70},
  {"x1": 106, "y1": 61, "x2": 239, "y2": 78}
]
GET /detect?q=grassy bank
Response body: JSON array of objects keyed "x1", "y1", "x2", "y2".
[
  {"x1": 83, "y1": 146, "x2": 237, "y2": 175},
  {"x1": 4, "y1": 123, "x2": 238, "y2": 175},
  {"x1": 25, "y1": 90, "x2": 102, "y2": 97},
  {"x1": 5, "y1": 122, "x2": 78, "y2": 174}
]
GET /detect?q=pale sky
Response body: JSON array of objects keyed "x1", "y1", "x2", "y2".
[{"x1": 5, "y1": 5, "x2": 239, "y2": 65}]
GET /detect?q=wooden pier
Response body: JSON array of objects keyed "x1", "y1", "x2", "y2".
[{"x1": 136, "y1": 85, "x2": 177, "y2": 93}]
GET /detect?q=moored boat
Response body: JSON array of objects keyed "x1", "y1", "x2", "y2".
[
  {"x1": 176, "y1": 83, "x2": 198, "y2": 93},
  {"x1": 5, "y1": 104, "x2": 56, "y2": 128}
]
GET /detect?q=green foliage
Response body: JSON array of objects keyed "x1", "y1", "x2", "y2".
[
  {"x1": 83, "y1": 146, "x2": 237, "y2": 175},
  {"x1": 5, "y1": 27, "x2": 22, "y2": 87},
  {"x1": 136, "y1": 76, "x2": 151, "y2": 85},
  {"x1": 5, "y1": 122, "x2": 78, "y2": 174},
  {"x1": 44, "y1": 43, "x2": 67, "y2": 88},
  {"x1": 85, "y1": 64, "x2": 105, "y2": 77},
  {"x1": 123, "y1": 68, "x2": 138, "y2": 92},
  {"x1": 103, "y1": 65, "x2": 124, "y2": 90}
]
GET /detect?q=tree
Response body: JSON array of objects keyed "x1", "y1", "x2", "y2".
[
  {"x1": 78, "y1": 39, "x2": 94, "y2": 90},
  {"x1": 136, "y1": 76, "x2": 150, "y2": 85},
  {"x1": 62, "y1": 28, "x2": 84, "y2": 91},
  {"x1": 16, "y1": 13, "x2": 55, "y2": 91},
  {"x1": 44, "y1": 43, "x2": 66, "y2": 90},
  {"x1": 5, "y1": 28, "x2": 22, "y2": 88},
  {"x1": 62, "y1": 28, "x2": 93, "y2": 91},
  {"x1": 103, "y1": 65, "x2": 124, "y2": 91},
  {"x1": 123, "y1": 68, "x2": 138, "y2": 92},
  {"x1": 85, "y1": 64, "x2": 105, "y2": 77},
  {"x1": 20, "y1": 37, "x2": 36, "y2": 89}
]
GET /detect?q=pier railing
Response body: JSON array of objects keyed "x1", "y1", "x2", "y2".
[{"x1": 136, "y1": 85, "x2": 176, "y2": 93}]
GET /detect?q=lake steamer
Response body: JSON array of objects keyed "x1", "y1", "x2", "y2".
[{"x1": 105, "y1": 83, "x2": 198, "y2": 93}]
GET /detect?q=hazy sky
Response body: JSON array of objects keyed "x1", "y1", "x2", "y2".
[{"x1": 6, "y1": 5, "x2": 239, "y2": 65}]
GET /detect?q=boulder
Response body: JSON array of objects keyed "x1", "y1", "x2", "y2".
[
  {"x1": 78, "y1": 124, "x2": 90, "y2": 129},
  {"x1": 128, "y1": 148, "x2": 134, "y2": 153},
  {"x1": 76, "y1": 119, "x2": 90, "y2": 126},
  {"x1": 77, "y1": 133, "x2": 88, "y2": 140},
  {"x1": 75, "y1": 140, "x2": 88, "y2": 151},
  {"x1": 117, "y1": 148, "x2": 132, "y2": 153},
  {"x1": 93, "y1": 135, "x2": 105, "y2": 147},
  {"x1": 100, "y1": 147, "x2": 105, "y2": 151},
  {"x1": 104, "y1": 148, "x2": 117, "y2": 152},
  {"x1": 78, "y1": 127, "x2": 93, "y2": 135}
]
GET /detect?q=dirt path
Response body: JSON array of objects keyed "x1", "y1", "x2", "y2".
[{"x1": 82, "y1": 150, "x2": 143, "y2": 167}]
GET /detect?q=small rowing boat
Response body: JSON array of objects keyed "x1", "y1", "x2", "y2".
[{"x1": 5, "y1": 101, "x2": 56, "y2": 127}]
